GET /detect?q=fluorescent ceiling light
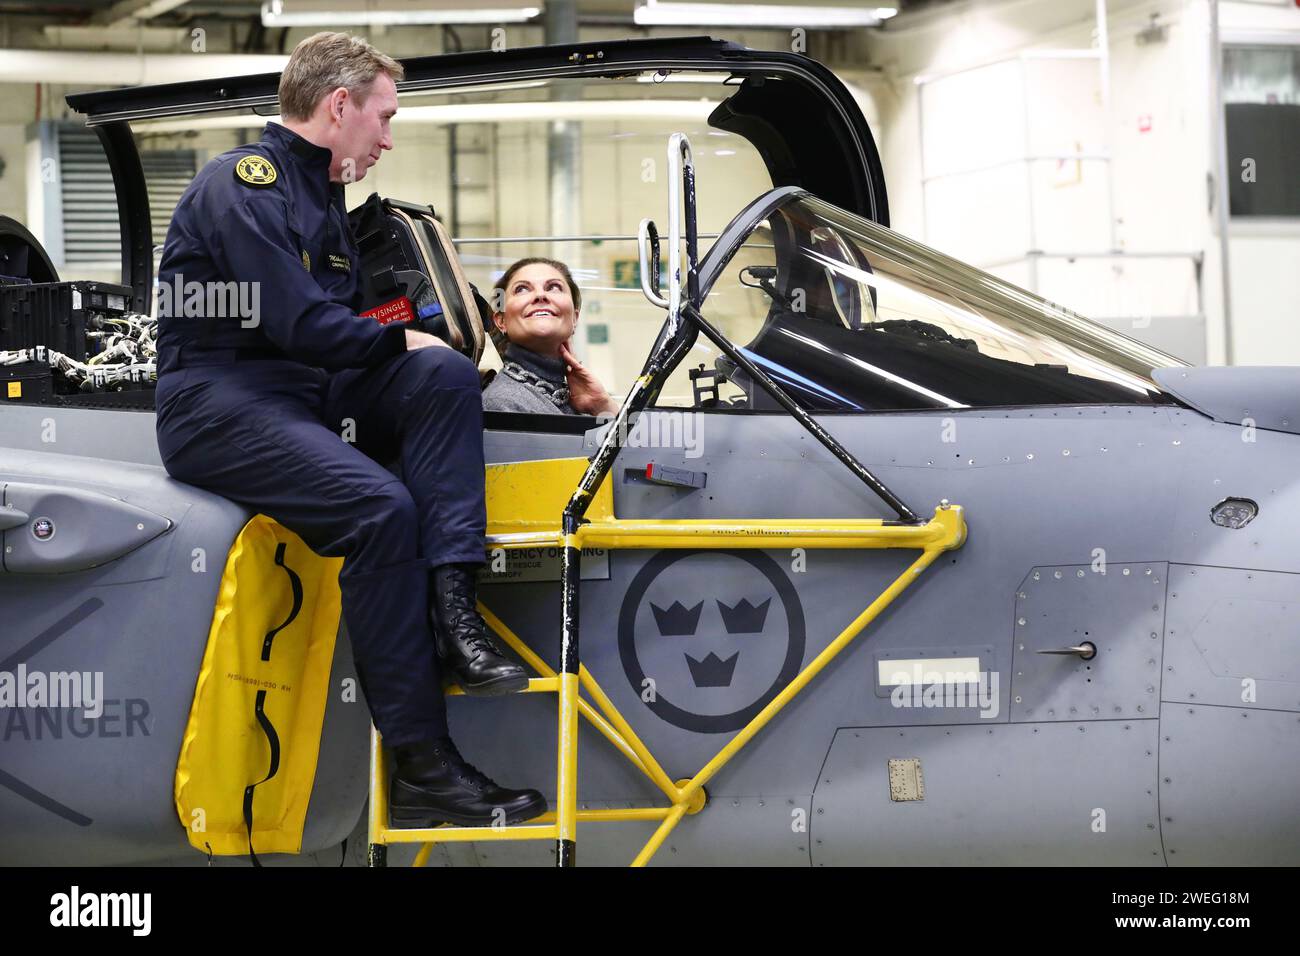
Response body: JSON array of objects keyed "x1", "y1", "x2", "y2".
[
  {"x1": 633, "y1": 0, "x2": 896, "y2": 28},
  {"x1": 122, "y1": 0, "x2": 193, "y2": 19},
  {"x1": 262, "y1": 0, "x2": 541, "y2": 27},
  {"x1": 397, "y1": 100, "x2": 717, "y2": 122},
  {"x1": 135, "y1": 99, "x2": 717, "y2": 132},
  {"x1": 401, "y1": 80, "x2": 550, "y2": 97}
]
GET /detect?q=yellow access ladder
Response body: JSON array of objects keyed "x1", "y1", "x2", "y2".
[{"x1": 366, "y1": 456, "x2": 966, "y2": 867}]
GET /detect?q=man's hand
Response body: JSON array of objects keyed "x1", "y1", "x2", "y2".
[
  {"x1": 405, "y1": 328, "x2": 450, "y2": 350},
  {"x1": 559, "y1": 341, "x2": 619, "y2": 417}
]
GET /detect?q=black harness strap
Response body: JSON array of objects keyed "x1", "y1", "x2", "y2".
[{"x1": 243, "y1": 542, "x2": 303, "y2": 866}]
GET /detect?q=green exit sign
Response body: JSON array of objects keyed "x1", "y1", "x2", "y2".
[{"x1": 612, "y1": 256, "x2": 663, "y2": 290}]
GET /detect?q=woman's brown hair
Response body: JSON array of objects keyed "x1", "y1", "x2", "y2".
[{"x1": 492, "y1": 257, "x2": 582, "y2": 314}]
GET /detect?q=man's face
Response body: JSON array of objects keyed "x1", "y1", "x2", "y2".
[{"x1": 331, "y1": 73, "x2": 397, "y2": 184}]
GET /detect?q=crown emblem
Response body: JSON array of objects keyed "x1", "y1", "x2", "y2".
[
  {"x1": 651, "y1": 600, "x2": 703, "y2": 636},
  {"x1": 717, "y1": 597, "x2": 770, "y2": 633},
  {"x1": 685, "y1": 651, "x2": 738, "y2": 688}
]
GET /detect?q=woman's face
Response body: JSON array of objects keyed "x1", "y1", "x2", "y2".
[{"x1": 494, "y1": 263, "x2": 578, "y2": 356}]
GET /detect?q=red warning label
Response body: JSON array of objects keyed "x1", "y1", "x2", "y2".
[{"x1": 362, "y1": 297, "x2": 415, "y2": 326}]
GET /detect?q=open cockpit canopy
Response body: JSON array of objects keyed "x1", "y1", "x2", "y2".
[
  {"x1": 691, "y1": 189, "x2": 1186, "y2": 412},
  {"x1": 64, "y1": 37, "x2": 888, "y2": 323}
]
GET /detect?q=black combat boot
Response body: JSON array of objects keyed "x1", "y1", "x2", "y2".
[
  {"x1": 389, "y1": 736, "x2": 546, "y2": 828},
  {"x1": 430, "y1": 563, "x2": 529, "y2": 695}
]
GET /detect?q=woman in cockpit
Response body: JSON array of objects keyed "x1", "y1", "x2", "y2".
[{"x1": 482, "y1": 257, "x2": 619, "y2": 417}]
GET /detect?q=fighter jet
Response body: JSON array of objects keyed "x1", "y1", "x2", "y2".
[{"x1": 2, "y1": 37, "x2": 1297, "y2": 867}]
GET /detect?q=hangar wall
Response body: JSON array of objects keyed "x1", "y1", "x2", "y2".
[
  {"x1": 861, "y1": 0, "x2": 1300, "y2": 368},
  {"x1": 1220, "y1": 1, "x2": 1300, "y2": 367}
]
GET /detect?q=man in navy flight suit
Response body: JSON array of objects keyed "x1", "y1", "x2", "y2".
[{"x1": 154, "y1": 32, "x2": 545, "y2": 828}]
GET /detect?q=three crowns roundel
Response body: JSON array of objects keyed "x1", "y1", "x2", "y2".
[{"x1": 618, "y1": 549, "x2": 806, "y2": 734}]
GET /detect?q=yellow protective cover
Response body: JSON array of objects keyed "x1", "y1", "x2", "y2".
[{"x1": 174, "y1": 515, "x2": 344, "y2": 857}]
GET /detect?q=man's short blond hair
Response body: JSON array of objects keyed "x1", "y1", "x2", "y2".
[{"x1": 278, "y1": 32, "x2": 404, "y2": 121}]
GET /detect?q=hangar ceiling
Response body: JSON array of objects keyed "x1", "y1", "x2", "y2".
[{"x1": 0, "y1": 0, "x2": 948, "y2": 30}]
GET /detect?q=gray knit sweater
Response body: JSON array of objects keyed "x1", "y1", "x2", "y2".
[{"x1": 481, "y1": 343, "x2": 577, "y2": 415}]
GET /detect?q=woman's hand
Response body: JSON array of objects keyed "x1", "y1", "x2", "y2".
[{"x1": 559, "y1": 341, "x2": 619, "y2": 417}]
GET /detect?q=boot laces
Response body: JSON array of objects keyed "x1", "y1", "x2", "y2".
[
  {"x1": 440, "y1": 575, "x2": 499, "y2": 658},
  {"x1": 438, "y1": 738, "x2": 495, "y2": 791},
  {"x1": 446, "y1": 607, "x2": 496, "y2": 657}
]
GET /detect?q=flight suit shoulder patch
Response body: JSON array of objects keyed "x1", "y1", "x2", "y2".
[{"x1": 234, "y1": 154, "x2": 278, "y2": 188}]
